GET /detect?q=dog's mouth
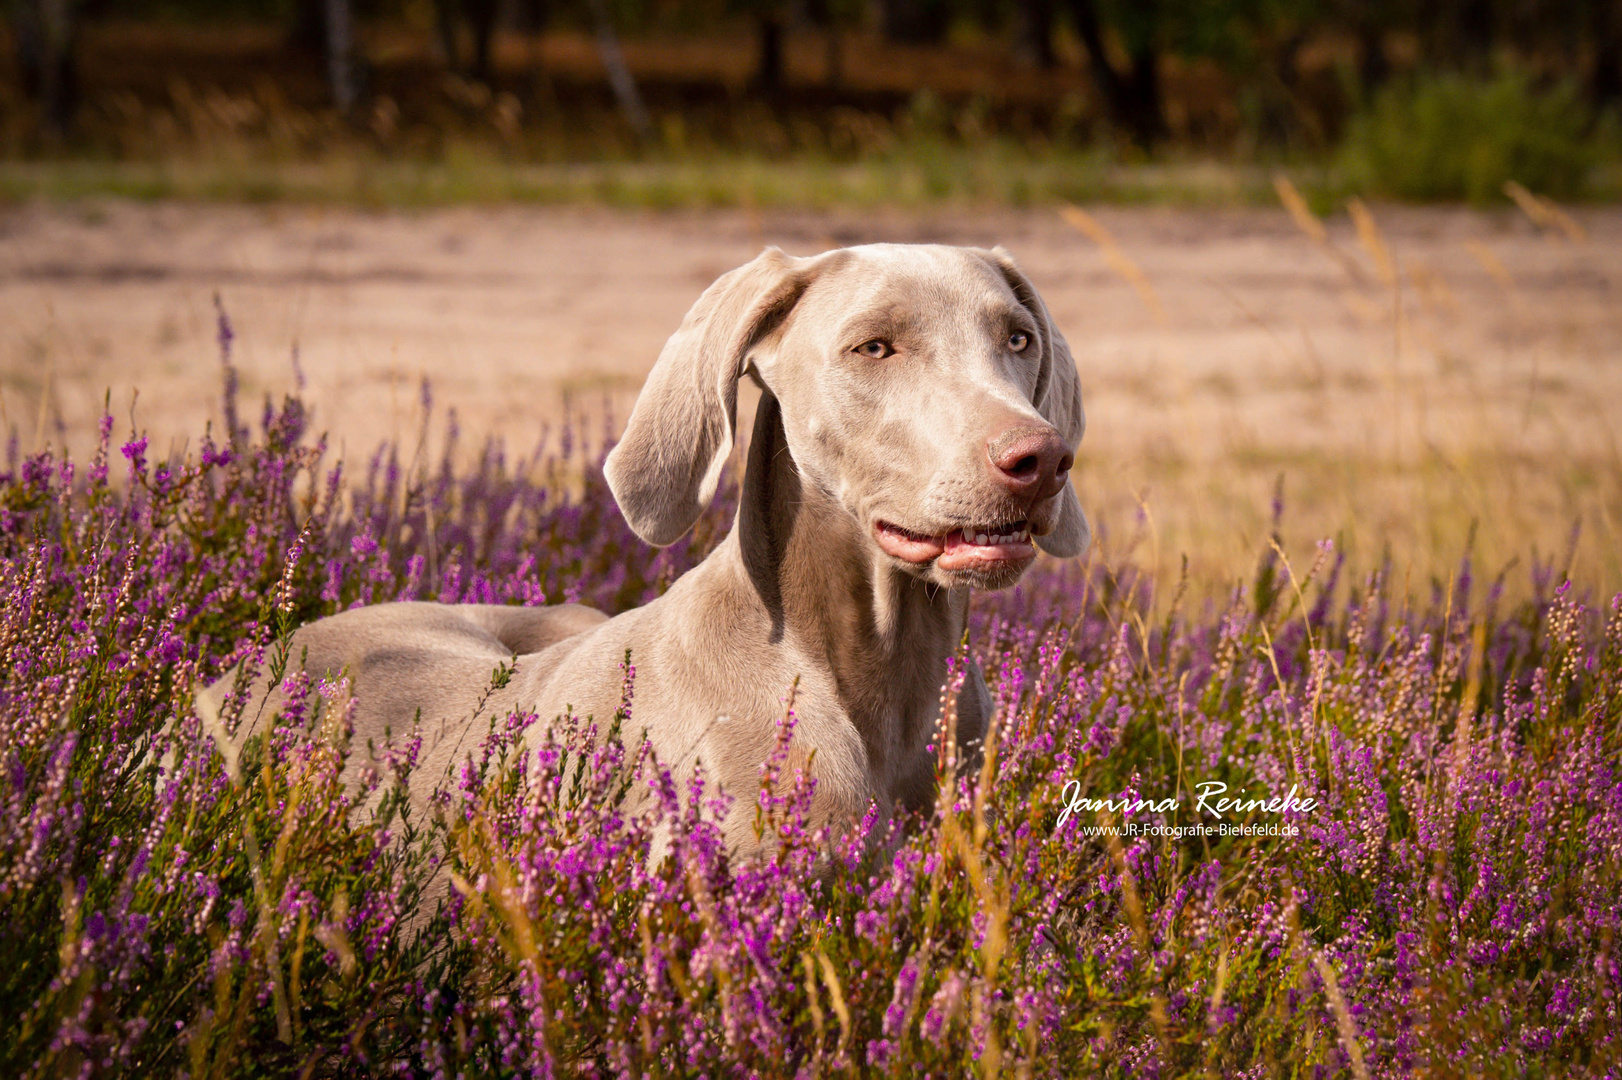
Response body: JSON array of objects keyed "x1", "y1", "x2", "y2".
[{"x1": 873, "y1": 519, "x2": 1035, "y2": 570}]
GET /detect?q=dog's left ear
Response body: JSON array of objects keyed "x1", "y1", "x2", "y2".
[
  {"x1": 606, "y1": 247, "x2": 811, "y2": 546},
  {"x1": 976, "y1": 246, "x2": 1091, "y2": 558}
]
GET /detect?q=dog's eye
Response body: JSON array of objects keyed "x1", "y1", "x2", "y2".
[
  {"x1": 1008, "y1": 331, "x2": 1031, "y2": 352},
  {"x1": 853, "y1": 339, "x2": 894, "y2": 359}
]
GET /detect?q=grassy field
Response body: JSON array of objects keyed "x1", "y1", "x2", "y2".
[
  {"x1": 6, "y1": 193, "x2": 1619, "y2": 607},
  {"x1": 0, "y1": 154, "x2": 1306, "y2": 210}
]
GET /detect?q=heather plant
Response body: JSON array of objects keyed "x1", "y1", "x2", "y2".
[{"x1": 2, "y1": 321, "x2": 1620, "y2": 1076}]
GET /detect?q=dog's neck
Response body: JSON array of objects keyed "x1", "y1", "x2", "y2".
[{"x1": 723, "y1": 391, "x2": 968, "y2": 775}]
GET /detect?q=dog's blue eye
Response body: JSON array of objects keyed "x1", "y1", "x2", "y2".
[
  {"x1": 854, "y1": 339, "x2": 894, "y2": 359},
  {"x1": 1008, "y1": 332, "x2": 1030, "y2": 352}
]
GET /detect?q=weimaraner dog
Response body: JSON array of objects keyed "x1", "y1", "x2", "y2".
[{"x1": 205, "y1": 243, "x2": 1088, "y2": 851}]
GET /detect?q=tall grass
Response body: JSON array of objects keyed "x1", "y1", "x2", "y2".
[
  {"x1": 0, "y1": 146, "x2": 1296, "y2": 210},
  {"x1": 1056, "y1": 185, "x2": 1622, "y2": 617},
  {"x1": 1, "y1": 313, "x2": 1619, "y2": 1075}
]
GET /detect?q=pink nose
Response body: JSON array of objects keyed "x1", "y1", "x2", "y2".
[{"x1": 988, "y1": 426, "x2": 1073, "y2": 501}]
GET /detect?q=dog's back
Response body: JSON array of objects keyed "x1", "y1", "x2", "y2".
[{"x1": 196, "y1": 602, "x2": 609, "y2": 806}]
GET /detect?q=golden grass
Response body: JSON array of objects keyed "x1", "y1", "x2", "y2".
[
  {"x1": 1069, "y1": 182, "x2": 1622, "y2": 606},
  {"x1": 0, "y1": 154, "x2": 1294, "y2": 211}
]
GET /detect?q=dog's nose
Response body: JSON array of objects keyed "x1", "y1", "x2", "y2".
[{"x1": 988, "y1": 426, "x2": 1073, "y2": 501}]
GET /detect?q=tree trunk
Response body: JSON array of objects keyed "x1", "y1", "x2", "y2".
[
  {"x1": 15, "y1": 0, "x2": 79, "y2": 139},
  {"x1": 323, "y1": 0, "x2": 357, "y2": 115},
  {"x1": 1356, "y1": 23, "x2": 1389, "y2": 100},
  {"x1": 1453, "y1": 0, "x2": 1496, "y2": 73},
  {"x1": 1018, "y1": 0, "x2": 1057, "y2": 70},
  {"x1": 288, "y1": 0, "x2": 326, "y2": 53},
  {"x1": 757, "y1": 14, "x2": 785, "y2": 92},
  {"x1": 880, "y1": 0, "x2": 947, "y2": 45},
  {"x1": 1120, "y1": 48, "x2": 1163, "y2": 147},
  {"x1": 1067, "y1": 0, "x2": 1164, "y2": 148},
  {"x1": 514, "y1": 0, "x2": 550, "y2": 32},
  {"x1": 585, "y1": 0, "x2": 651, "y2": 142},
  {"x1": 1592, "y1": 2, "x2": 1622, "y2": 109},
  {"x1": 469, "y1": 0, "x2": 499, "y2": 82},
  {"x1": 434, "y1": 0, "x2": 461, "y2": 69}
]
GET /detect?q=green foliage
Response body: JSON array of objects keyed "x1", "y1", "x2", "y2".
[{"x1": 1340, "y1": 70, "x2": 1612, "y2": 204}]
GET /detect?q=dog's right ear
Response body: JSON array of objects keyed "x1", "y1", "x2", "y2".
[{"x1": 606, "y1": 247, "x2": 809, "y2": 546}]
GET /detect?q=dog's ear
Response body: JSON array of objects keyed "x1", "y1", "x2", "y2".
[
  {"x1": 977, "y1": 246, "x2": 1092, "y2": 558},
  {"x1": 606, "y1": 247, "x2": 809, "y2": 546}
]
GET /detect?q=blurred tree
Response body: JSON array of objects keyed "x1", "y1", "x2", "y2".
[
  {"x1": 1015, "y1": 0, "x2": 1059, "y2": 70},
  {"x1": 757, "y1": 1, "x2": 784, "y2": 91},
  {"x1": 805, "y1": 0, "x2": 863, "y2": 85},
  {"x1": 289, "y1": 0, "x2": 359, "y2": 112},
  {"x1": 512, "y1": 0, "x2": 551, "y2": 32},
  {"x1": 1352, "y1": 6, "x2": 1393, "y2": 98},
  {"x1": 325, "y1": 0, "x2": 357, "y2": 113},
  {"x1": 434, "y1": 0, "x2": 502, "y2": 82},
  {"x1": 586, "y1": 0, "x2": 651, "y2": 139},
  {"x1": 727, "y1": 0, "x2": 795, "y2": 92},
  {"x1": 7, "y1": 0, "x2": 1613, "y2": 158},
  {"x1": 1590, "y1": 0, "x2": 1620, "y2": 108},
  {"x1": 880, "y1": 0, "x2": 948, "y2": 44},
  {"x1": 10, "y1": 0, "x2": 80, "y2": 138},
  {"x1": 1169, "y1": 0, "x2": 1329, "y2": 148},
  {"x1": 1066, "y1": 0, "x2": 1164, "y2": 147}
]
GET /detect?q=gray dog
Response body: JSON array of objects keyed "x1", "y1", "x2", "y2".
[{"x1": 204, "y1": 243, "x2": 1089, "y2": 851}]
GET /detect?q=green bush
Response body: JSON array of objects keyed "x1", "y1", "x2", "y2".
[{"x1": 1340, "y1": 70, "x2": 1608, "y2": 203}]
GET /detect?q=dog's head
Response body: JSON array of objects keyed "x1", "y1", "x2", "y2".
[{"x1": 604, "y1": 243, "x2": 1089, "y2": 590}]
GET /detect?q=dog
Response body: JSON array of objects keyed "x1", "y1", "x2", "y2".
[{"x1": 202, "y1": 243, "x2": 1089, "y2": 852}]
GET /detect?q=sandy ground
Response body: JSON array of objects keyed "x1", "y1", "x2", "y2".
[{"x1": 5, "y1": 200, "x2": 1620, "y2": 591}]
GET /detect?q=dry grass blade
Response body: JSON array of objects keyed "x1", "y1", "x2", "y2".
[
  {"x1": 1102, "y1": 825, "x2": 1173, "y2": 1057},
  {"x1": 1311, "y1": 951, "x2": 1372, "y2": 1080},
  {"x1": 1060, "y1": 204, "x2": 1168, "y2": 324},
  {"x1": 1464, "y1": 239, "x2": 1516, "y2": 291},
  {"x1": 800, "y1": 953, "x2": 827, "y2": 1050},
  {"x1": 1503, "y1": 181, "x2": 1588, "y2": 243},
  {"x1": 1273, "y1": 174, "x2": 1327, "y2": 245},
  {"x1": 1347, "y1": 199, "x2": 1398, "y2": 289},
  {"x1": 1274, "y1": 176, "x2": 1372, "y2": 286},
  {"x1": 814, "y1": 949, "x2": 853, "y2": 1055}
]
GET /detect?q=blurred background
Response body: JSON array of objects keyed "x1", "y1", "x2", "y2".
[
  {"x1": 2, "y1": 0, "x2": 1620, "y2": 599},
  {"x1": 4, "y1": 0, "x2": 1621, "y2": 200}
]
